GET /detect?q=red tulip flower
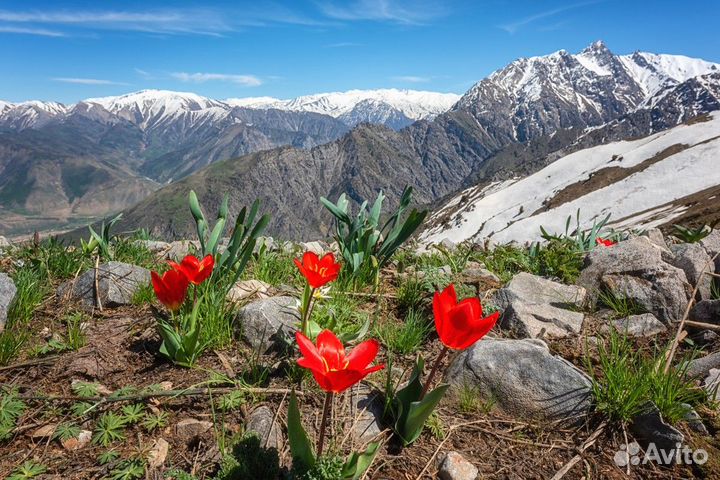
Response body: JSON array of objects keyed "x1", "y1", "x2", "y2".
[
  {"x1": 596, "y1": 237, "x2": 616, "y2": 247},
  {"x1": 151, "y1": 269, "x2": 190, "y2": 312},
  {"x1": 169, "y1": 254, "x2": 215, "y2": 285},
  {"x1": 294, "y1": 252, "x2": 341, "y2": 289},
  {"x1": 433, "y1": 284, "x2": 499, "y2": 351},
  {"x1": 296, "y1": 330, "x2": 384, "y2": 393}
]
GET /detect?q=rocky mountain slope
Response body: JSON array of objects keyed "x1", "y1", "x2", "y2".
[
  {"x1": 113, "y1": 42, "x2": 720, "y2": 241},
  {"x1": 420, "y1": 112, "x2": 720, "y2": 246}
]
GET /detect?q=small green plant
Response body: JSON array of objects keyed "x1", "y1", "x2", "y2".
[
  {"x1": 142, "y1": 411, "x2": 168, "y2": 432},
  {"x1": 108, "y1": 459, "x2": 146, "y2": 480},
  {"x1": 157, "y1": 302, "x2": 207, "y2": 368},
  {"x1": 425, "y1": 411, "x2": 446, "y2": 440},
  {"x1": 672, "y1": 224, "x2": 713, "y2": 243},
  {"x1": 0, "y1": 389, "x2": 26, "y2": 441},
  {"x1": 7, "y1": 461, "x2": 46, "y2": 480},
  {"x1": 215, "y1": 433, "x2": 281, "y2": 480},
  {"x1": 396, "y1": 276, "x2": 425, "y2": 312},
  {"x1": 188, "y1": 190, "x2": 270, "y2": 288},
  {"x1": 475, "y1": 244, "x2": 532, "y2": 283},
  {"x1": 24, "y1": 237, "x2": 89, "y2": 280},
  {"x1": 92, "y1": 411, "x2": 127, "y2": 446},
  {"x1": 70, "y1": 401, "x2": 93, "y2": 418},
  {"x1": 597, "y1": 289, "x2": 646, "y2": 319},
  {"x1": 321, "y1": 186, "x2": 428, "y2": 282},
  {"x1": 8, "y1": 265, "x2": 49, "y2": 327},
  {"x1": 121, "y1": 404, "x2": 145, "y2": 424},
  {"x1": 132, "y1": 281, "x2": 156, "y2": 306},
  {"x1": 528, "y1": 237, "x2": 584, "y2": 283},
  {"x1": 98, "y1": 449, "x2": 121, "y2": 465},
  {"x1": 430, "y1": 243, "x2": 473, "y2": 274},
  {"x1": 53, "y1": 422, "x2": 81, "y2": 441},
  {"x1": 457, "y1": 383, "x2": 494, "y2": 415},
  {"x1": 81, "y1": 213, "x2": 123, "y2": 260},
  {"x1": 0, "y1": 329, "x2": 28, "y2": 366},
  {"x1": 247, "y1": 248, "x2": 299, "y2": 287},
  {"x1": 539, "y1": 209, "x2": 614, "y2": 253},
  {"x1": 375, "y1": 309, "x2": 430, "y2": 355},
  {"x1": 164, "y1": 469, "x2": 197, "y2": 480},
  {"x1": 64, "y1": 311, "x2": 87, "y2": 351},
  {"x1": 72, "y1": 381, "x2": 101, "y2": 398}
]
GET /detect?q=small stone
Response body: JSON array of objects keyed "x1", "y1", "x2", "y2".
[
  {"x1": 62, "y1": 430, "x2": 91, "y2": 451},
  {"x1": 642, "y1": 228, "x2": 670, "y2": 252},
  {"x1": 703, "y1": 369, "x2": 720, "y2": 401},
  {"x1": 613, "y1": 313, "x2": 667, "y2": 337},
  {"x1": 165, "y1": 240, "x2": 201, "y2": 261},
  {"x1": 460, "y1": 267, "x2": 501, "y2": 285},
  {"x1": 691, "y1": 300, "x2": 720, "y2": 324},
  {"x1": 681, "y1": 403, "x2": 709, "y2": 435},
  {"x1": 31, "y1": 424, "x2": 57, "y2": 439},
  {"x1": 0, "y1": 272, "x2": 17, "y2": 332},
  {"x1": 227, "y1": 280, "x2": 272, "y2": 303},
  {"x1": 686, "y1": 351, "x2": 720, "y2": 378},
  {"x1": 299, "y1": 241, "x2": 328, "y2": 255},
  {"x1": 57, "y1": 262, "x2": 150, "y2": 310},
  {"x1": 147, "y1": 438, "x2": 170, "y2": 468},
  {"x1": 438, "y1": 451, "x2": 478, "y2": 480},
  {"x1": 245, "y1": 406, "x2": 282, "y2": 450},
  {"x1": 133, "y1": 240, "x2": 171, "y2": 255},
  {"x1": 175, "y1": 418, "x2": 213, "y2": 444},
  {"x1": 236, "y1": 296, "x2": 298, "y2": 352},
  {"x1": 631, "y1": 403, "x2": 684, "y2": 454}
]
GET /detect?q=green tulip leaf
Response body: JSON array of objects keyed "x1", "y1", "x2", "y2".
[
  {"x1": 342, "y1": 442, "x2": 380, "y2": 480},
  {"x1": 288, "y1": 391, "x2": 315, "y2": 470}
]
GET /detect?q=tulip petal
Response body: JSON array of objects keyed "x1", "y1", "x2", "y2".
[
  {"x1": 346, "y1": 339, "x2": 379, "y2": 370},
  {"x1": 316, "y1": 330, "x2": 346, "y2": 371},
  {"x1": 295, "y1": 332, "x2": 326, "y2": 372}
]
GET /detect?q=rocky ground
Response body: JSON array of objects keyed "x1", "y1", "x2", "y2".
[{"x1": 1, "y1": 229, "x2": 720, "y2": 479}]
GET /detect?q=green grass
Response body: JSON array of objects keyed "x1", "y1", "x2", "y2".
[
  {"x1": 456, "y1": 383, "x2": 495, "y2": 415},
  {"x1": 396, "y1": 275, "x2": 426, "y2": 312},
  {"x1": 375, "y1": 308, "x2": 431, "y2": 355},
  {"x1": 113, "y1": 237, "x2": 157, "y2": 270},
  {"x1": 597, "y1": 289, "x2": 646, "y2": 319},
  {"x1": 8, "y1": 266, "x2": 50, "y2": 327},
  {"x1": 312, "y1": 292, "x2": 369, "y2": 339},
  {"x1": 0, "y1": 330, "x2": 29, "y2": 366},
  {"x1": 587, "y1": 331, "x2": 707, "y2": 425},
  {"x1": 528, "y1": 238, "x2": 584, "y2": 284},
  {"x1": 244, "y1": 249, "x2": 300, "y2": 287},
  {"x1": 20, "y1": 238, "x2": 90, "y2": 280},
  {"x1": 64, "y1": 311, "x2": 87, "y2": 351},
  {"x1": 196, "y1": 283, "x2": 237, "y2": 349},
  {"x1": 475, "y1": 244, "x2": 533, "y2": 283}
]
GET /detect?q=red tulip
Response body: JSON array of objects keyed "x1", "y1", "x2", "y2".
[
  {"x1": 169, "y1": 254, "x2": 215, "y2": 285},
  {"x1": 296, "y1": 330, "x2": 384, "y2": 393},
  {"x1": 433, "y1": 284, "x2": 499, "y2": 350},
  {"x1": 151, "y1": 269, "x2": 189, "y2": 312},
  {"x1": 596, "y1": 237, "x2": 616, "y2": 247},
  {"x1": 294, "y1": 252, "x2": 341, "y2": 289}
]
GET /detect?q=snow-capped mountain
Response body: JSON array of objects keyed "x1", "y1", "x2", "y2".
[
  {"x1": 456, "y1": 41, "x2": 720, "y2": 143},
  {"x1": 0, "y1": 88, "x2": 459, "y2": 132},
  {"x1": 420, "y1": 112, "x2": 720, "y2": 246},
  {"x1": 226, "y1": 89, "x2": 460, "y2": 128}
]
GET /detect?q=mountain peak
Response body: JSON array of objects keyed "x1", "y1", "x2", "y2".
[{"x1": 581, "y1": 40, "x2": 612, "y2": 56}]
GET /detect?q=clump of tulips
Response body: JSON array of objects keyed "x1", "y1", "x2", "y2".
[
  {"x1": 151, "y1": 254, "x2": 215, "y2": 367},
  {"x1": 288, "y1": 249, "x2": 501, "y2": 476}
]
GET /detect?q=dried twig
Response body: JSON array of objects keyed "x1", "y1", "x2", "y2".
[{"x1": 549, "y1": 421, "x2": 607, "y2": 480}]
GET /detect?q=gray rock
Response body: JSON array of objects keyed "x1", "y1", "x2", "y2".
[
  {"x1": 691, "y1": 299, "x2": 720, "y2": 324},
  {"x1": 0, "y1": 273, "x2": 17, "y2": 332},
  {"x1": 165, "y1": 240, "x2": 201, "y2": 261},
  {"x1": 700, "y1": 229, "x2": 720, "y2": 270},
  {"x1": 494, "y1": 273, "x2": 587, "y2": 339},
  {"x1": 665, "y1": 243, "x2": 713, "y2": 300},
  {"x1": 347, "y1": 385, "x2": 383, "y2": 445},
  {"x1": 133, "y1": 240, "x2": 171, "y2": 255},
  {"x1": 631, "y1": 403, "x2": 684, "y2": 455},
  {"x1": 57, "y1": 262, "x2": 150, "y2": 310},
  {"x1": 445, "y1": 338, "x2": 592, "y2": 423},
  {"x1": 461, "y1": 267, "x2": 501, "y2": 285},
  {"x1": 299, "y1": 241, "x2": 328, "y2": 255},
  {"x1": 703, "y1": 369, "x2": 720, "y2": 401},
  {"x1": 613, "y1": 313, "x2": 666, "y2": 337},
  {"x1": 680, "y1": 403, "x2": 708, "y2": 435},
  {"x1": 642, "y1": 228, "x2": 670, "y2": 252},
  {"x1": 686, "y1": 351, "x2": 720, "y2": 378},
  {"x1": 578, "y1": 237, "x2": 691, "y2": 323},
  {"x1": 438, "y1": 451, "x2": 478, "y2": 480},
  {"x1": 245, "y1": 406, "x2": 282, "y2": 450},
  {"x1": 175, "y1": 418, "x2": 214, "y2": 444},
  {"x1": 236, "y1": 296, "x2": 298, "y2": 352},
  {"x1": 227, "y1": 280, "x2": 272, "y2": 303}
]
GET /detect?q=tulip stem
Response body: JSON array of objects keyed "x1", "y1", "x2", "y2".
[
  {"x1": 317, "y1": 391, "x2": 333, "y2": 457},
  {"x1": 421, "y1": 345, "x2": 449, "y2": 400},
  {"x1": 300, "y1": 285, "x2": 316, "y2": 335}
]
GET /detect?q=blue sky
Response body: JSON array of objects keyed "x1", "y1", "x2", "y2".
[{"x1": 1, "y1": 0, "x2": 718, "y2": 103}]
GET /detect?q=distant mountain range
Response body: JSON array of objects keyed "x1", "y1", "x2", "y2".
[
  {"x1": 0, "y1": 89, "x2": 458, "y2": 235},
  {"x1": 111, "y1": 41, "x2": 720, "y2": 241},
  {"x1": 2, "y1": 41, "x2": 719, "y2": 240}
]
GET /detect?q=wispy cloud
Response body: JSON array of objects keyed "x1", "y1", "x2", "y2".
[
  {"x1": 52, "y1": 77, "x2": 129, "y2": 85},
  {"x1": 325, "y1": 42, "x2": 363, "y2": 48},
  {"x1": 499, "y1": 1, "x2": 601, "y2": 34},
  {"x1": 171, "y1": 72, "x2": 263, "y2": 86},
  {"x1": 391, "y1": 75, "x2": 431, "y2": 83},
  {"x1": 317, "y1": 0, "x2": 447, "y2": 25},
  {"x1": 0, "y1": 25, "x2": 65, "y2": 36}
]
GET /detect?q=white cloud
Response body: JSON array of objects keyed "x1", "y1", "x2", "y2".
[
  {"x1": 499, "y1": 1, "x2": 603, "y2": 34},
  {"x1": 0, "y1": 25, "x2": 65, "y2": 36},
  {"x1": 317, "y1": 0, "x2": 447, "y2": 25},
  {"x1": 52, "y1": 77, "x2": 129, "y2": 85},
  {"x1": 392, "y1": 75, "x2": 430, "y2": 83},
  {"x1": 171, "y1": 72, "x2": 262, "y2": 86}
]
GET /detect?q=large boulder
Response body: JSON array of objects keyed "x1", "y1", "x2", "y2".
[
  {"x1": 0, "y1": 273, "x2": 17, "y2": 332},
  {"x1": 578, "y1": 237, "x2": 691, "y2": 323},
  {"x1": 664, "y1": 243, "x2": 714, "y2": 300},
  {"x1": 57, "y1": 262, "x2": 150, "y2": 310},
  {"x1": 445, "y1": 338, "x2": 592, "y2": 423},
  {"x1": 236, "y1": 296, "x2": 298, "y2": 352},
  {"x1": 245, "y1": 405, "x2": 282, "y2": 450},
  {"x1": 493, "y1": 272, "x2": 587, "y2": 339},
  {"x1": 700, "y1": 229, "x2": 720, "y2": 270}
]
